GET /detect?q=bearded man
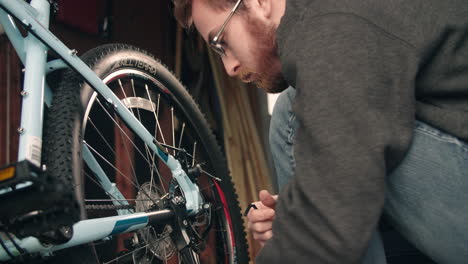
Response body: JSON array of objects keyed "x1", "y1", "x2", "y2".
[{"x1": 173, "y1": 0, "x2": 468, "y2": 263}]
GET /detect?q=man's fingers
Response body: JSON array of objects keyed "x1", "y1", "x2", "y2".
[
  {"x1": 247, "y1": 207, "x2": 275, "y2": 222},
  {"x1": 253, "y1": 230, "x2": 273, "y2": 243},
  {"x1": 248, "y1": 220, "x2": 273, "y2": 233},
  {"x1": 247, "y1": 194, "x2": 275, "y2": 248},
  {"x1": 259, "y1": 190, "x2": 278, "y2": 209}
]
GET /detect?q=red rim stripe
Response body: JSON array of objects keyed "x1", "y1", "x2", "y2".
[{"x1": 213, "y1": 180, "x2": 236, "y2": 263}]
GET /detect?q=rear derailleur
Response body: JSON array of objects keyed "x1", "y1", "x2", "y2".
[{"x1": 125, "y1": 187, "x2": 213, "y2": 263}]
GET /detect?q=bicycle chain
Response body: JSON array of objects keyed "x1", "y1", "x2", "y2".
[{"x1": 85, "y1": 204, "x2": 135, "y2": 210}]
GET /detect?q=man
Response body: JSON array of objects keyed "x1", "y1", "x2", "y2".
[{"x1": 173, "y1": 0, "x2": 468, "y2": 263}]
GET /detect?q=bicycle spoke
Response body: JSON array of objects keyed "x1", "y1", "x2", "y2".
[
  {"x1": 136, "y1": 84, "x2": 174, "y2": 197},
  {"x1": 84, "y1": 141, "x2": 164, "y2": 208},
  {"x1": 88, "y1": 117, "x2": 117, "y2": 157},
  {"x1": 95, "y1": 97, "x2": 153, "y2": 168},
  {"x1": 129, "y1": 79, "x2": 151, "y2": 169},
  {"x1": 178, "y1": 122, "x2": 186, "y2": 149},
  {"x1": 103, "y1": 243, "x2": 152, "y2": 264},
  {"x1": 130, "y1": 79, "x2": 139, "y2": 110},
  {"x1": 84, "y1": 142, "x2": 141, "y2": 191},
  {"x1": 145, "y1": 84, "x2": 168, "y2": 152},
  {"x1": 115, "y1": 82, "x2": 149, "y2": 206},
  {"x1": 84, "y1": 198, "x2": 153, "y2": 202},
  {"x1": 115, "y1": 120, "x2": 139, "y2": 186},
  {"x1": 141, "y1": 84, "x2": 169, "y2": 193},
  {"x1": 171, "y1": 107, "x2": 176, "y2": 155},
  {"x1": 192, "y1": 141, "x2": 197, "y2": 167},
  {"x1": 118, "y1": 79, "x2": 128, "y2": 99},
  {"x1": 129, "y1": 79, "x2": 163, "y2": 193},
  {"x1": 144, "y1": 145, "x2": 168, "y2": 193}
]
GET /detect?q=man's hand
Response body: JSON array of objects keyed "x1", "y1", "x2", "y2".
[{"x1": 246, "y1": 190, "x2": 278, "y2": 247}]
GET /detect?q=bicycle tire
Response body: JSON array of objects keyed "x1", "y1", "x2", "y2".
[{"x1": 44, "y1": 43, "x2": 249, "y2": 264}]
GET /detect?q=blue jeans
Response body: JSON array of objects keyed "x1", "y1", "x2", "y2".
[{"x1": 269, "y1": 87, "x2": 468, "y2": 264}]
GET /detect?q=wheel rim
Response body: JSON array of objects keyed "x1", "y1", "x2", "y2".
[{"x1": 81, "y1": 69, "x2": 236, "y2": 263}]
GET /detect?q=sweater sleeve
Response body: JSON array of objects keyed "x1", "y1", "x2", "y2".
[{"x1": 256, "y1": 13, "x2": 417, "y2": 263}]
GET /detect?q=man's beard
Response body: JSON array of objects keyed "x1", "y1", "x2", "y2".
[{"x1": 240, "y1": 15, "x2": 288, "y2": 93}]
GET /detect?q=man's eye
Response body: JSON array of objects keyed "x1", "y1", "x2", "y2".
[{"x1": 220, "y1": 40, "x2": 227, "y2": 47}]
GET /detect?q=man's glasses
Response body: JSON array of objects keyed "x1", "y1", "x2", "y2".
[{"x1": 209, "y1": 0, "x2": 243, "y2": 57}]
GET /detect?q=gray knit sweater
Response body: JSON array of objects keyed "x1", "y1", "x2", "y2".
[{"x1": 256, "y1": 0, "x2": 468, "y2": 263}]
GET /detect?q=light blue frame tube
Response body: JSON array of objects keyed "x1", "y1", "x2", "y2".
[
  {"x1": 14, "y1": 0, "x2": 50, "y2": 168},
  {"x1": 0, "y1": 4, "x2": 54, "y2": 106},
  {"x1": 0, "y1": 211, "x2": 172, "y2": 261},
  {"x1": 0, "y1": 9, "x2": 26, "y2": 64}
]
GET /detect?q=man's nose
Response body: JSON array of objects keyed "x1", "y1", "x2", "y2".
[{"x1": 222, "y1": 56, "x2": 241, "y2": 77}]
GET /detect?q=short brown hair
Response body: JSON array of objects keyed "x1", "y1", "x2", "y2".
[{"x1": 173, "y1": 0, "x2": 242, "y2": 28}]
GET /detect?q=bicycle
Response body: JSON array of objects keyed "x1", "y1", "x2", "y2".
[{"x1": 0, "y1": 0, "x2": 249, "y2": 263}]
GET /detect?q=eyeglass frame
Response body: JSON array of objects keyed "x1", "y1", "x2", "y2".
[{"x1": 209, "y1": 0, "x2": 244, "y2": 57}]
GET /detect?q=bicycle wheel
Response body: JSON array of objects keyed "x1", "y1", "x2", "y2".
[{"x1": 44, "y1": 44, "x2": 249, "y2": 263}]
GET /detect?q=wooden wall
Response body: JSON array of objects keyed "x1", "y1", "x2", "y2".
[{"x1": 0, "y1": 37, "x2": 21, "y2": 165}]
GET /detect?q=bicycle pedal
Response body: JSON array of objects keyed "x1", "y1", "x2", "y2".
[{"x1": 0, "y1": 161, "x2": 79, "y2": 241}]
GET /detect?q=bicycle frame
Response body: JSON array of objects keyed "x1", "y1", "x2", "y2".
[{"x1": 0, "y1": 0, "x2": 203, "y2": 261}]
